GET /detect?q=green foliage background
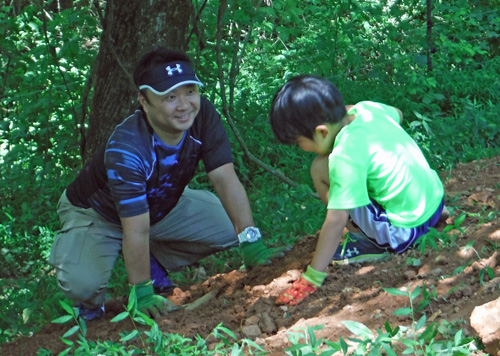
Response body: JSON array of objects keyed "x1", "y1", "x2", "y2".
[{"x1": 0, "y1": 0, "x2": 499, "y2": 348}]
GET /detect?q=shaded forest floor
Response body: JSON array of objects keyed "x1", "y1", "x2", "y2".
[{"x1": 2, "y1": 155, "x2": 500, "y2": 355}]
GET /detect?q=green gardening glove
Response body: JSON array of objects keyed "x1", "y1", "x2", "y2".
[
  {"x1": 134, "y1": 279, "x2": 178, "y2": 318},
  {"x1": 301, "y1": 264, "x2": 328, "y2": 287},
  {"x1": 240, "y1": 239, "x2": 288, "y2": 268}
]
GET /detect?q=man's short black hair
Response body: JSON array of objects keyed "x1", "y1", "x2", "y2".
[
  {"x1": 133, "y1": 47, "x2": 192, "y2": 89},
  {"x1": 270, "y1": 75, "x2": 346, "y2": 144}
]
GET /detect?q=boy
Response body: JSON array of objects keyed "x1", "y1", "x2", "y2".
[{"x1": 270, "y1": 75, "x2": 447, "y2": 305}]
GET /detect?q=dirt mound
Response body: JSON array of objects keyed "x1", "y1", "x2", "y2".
[{"x1": 2, "y1": 155, "x2": 500, "y2": 355}]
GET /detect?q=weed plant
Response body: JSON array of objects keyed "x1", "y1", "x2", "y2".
[
  {"x1": 282, "y1": 285, "x2": 478, "y2": 355},
  {"x1": 43, "y1": 288, "x2": 267, "y2": 356}
]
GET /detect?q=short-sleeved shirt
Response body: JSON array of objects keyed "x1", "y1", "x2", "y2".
[
  {"x1": 327, "y1": 101, "x2": 443, "y2": 228},
  {"x1": 66, "y1": 96, "x2": 233, "y2": 225}
]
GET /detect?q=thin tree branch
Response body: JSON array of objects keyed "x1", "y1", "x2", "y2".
[
  {"x1": 186, "y1": 0, "x2": 209, "y2": 48},
  {"x1": 215, "y1": 0, "x2": 319, "y2": 200},
  {"x1": 39, "y1": 2, "x2": 79, "y2": 132},
  {"x1": 79, "y1": 69, "x2": 94, "y2": 158}
]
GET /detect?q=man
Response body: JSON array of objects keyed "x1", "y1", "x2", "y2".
[{"x1": 49, "y1": 47, "x2": 280, "y2": 320}]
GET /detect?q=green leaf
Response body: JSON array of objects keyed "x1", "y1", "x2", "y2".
[
  {"x1": 381, "y1": 343, "x2": 398, "y2": 356},
  {"x1": 415, "y1": 314, "x2": 427, "y2": 331},
  {"x1": 383, "y1": 288, "x2": 409, "y2": 297},
  {"x1": 453, "y1": 329, "x2": 464, "y2": 346},
  {"x1": 58, "y1": 347, "x2": 72, "y2": 356},
  {"x1": 419, "y1": 323, "x2": 438, "y2": 343},
  {"x1": 52, "y1": 315, "x2": 73, "y2": 324},
  {"x1": 58, "y1": 300, "x2": 76, "y2": 316},
  {"x1": 339, "y1": 336, "x2": 349, "y2": 353},
  {"x1": 111, "y1": 311, "x2": 129, "y2": 323},
  {"x1": 59, "y1": 337, "x2": 74, "y2": 346},
  {"x1": 79, "y1": 318, "x2": 87, "y2": 337},
  {"x1": 127, "y1": 286, "x2": 137, "y2": 312},
  {"x1": 62, "y1": 325, "x2": 80, "y2": 338},
  {"x1": 343, "y1": 321, "x2": 374, "y2": 339},
  {"x1": 120, "y1": 329, "x2": 139, "y2": 342},
  {"x1": 393, "y1": 307, "x2": 412, "y2": 316},
  {"x1": 453, "y1": 214, "x2": 466, "y2": 228},
  {"x1": 410, "y1": 286, "x2": 421, "y2": 300},
  {"x1": 323, "y1": 340, "x2": 343, "y2": 351}
]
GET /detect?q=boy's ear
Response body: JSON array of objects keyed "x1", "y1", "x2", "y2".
[{"x1": 315, "y1": 124, "x2": 330, "y2": 138}]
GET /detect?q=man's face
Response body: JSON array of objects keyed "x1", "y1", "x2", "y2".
[{"x1": 140, "y1": 84, "x2": 201, "y2": 145}]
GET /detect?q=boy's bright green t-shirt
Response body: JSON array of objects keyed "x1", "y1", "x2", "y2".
[{"x1": 327, "y1": 101, "x2": 444, "y2": 228}]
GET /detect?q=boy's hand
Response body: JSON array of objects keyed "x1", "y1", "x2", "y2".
[
  {"x1": 134, "y1": 279, "x2": 178, "y2": 318},
  {"x1": 276, "y1": 277, "x2": 317, "y2": 305},
  {"x1": 276, "y1": 265, "x2": 327, "y2": 305},
  {"x1": 240, "y1": 240, "x2": 287, "y2": 268}
]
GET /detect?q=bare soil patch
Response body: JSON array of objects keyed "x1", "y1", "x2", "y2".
[{"x1": 2, "y1": 155, "x2": 500, "y2": 355}]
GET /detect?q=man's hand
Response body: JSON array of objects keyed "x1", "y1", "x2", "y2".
[
  {"x1": 240, "y1": 239, "x2": 287, "y2": 268},
  {"x1": 276, "y1": 265, "x2": 327, "y2": 305},
  {"x1": 134, "y1": 279, "x2": 178, "y2": 318}
]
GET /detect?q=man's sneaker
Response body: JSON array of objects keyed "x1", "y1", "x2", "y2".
[
  {"x1": 332, "y1": 232, "x2": 390, "y2": 265},
  {"x1": 150, "y1": 254, "x2": 176, "y2": 295},
  {"x1": 76, "y1": 302, "x2": 105, "y2": 321}
]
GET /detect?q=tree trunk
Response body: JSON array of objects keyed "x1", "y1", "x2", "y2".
[
  {"x1": 82, "y1": 0, "x2": 193, "y2": 161},
  {"x1": 426, "y1": 0, "x2": 433, "y2": 72}
]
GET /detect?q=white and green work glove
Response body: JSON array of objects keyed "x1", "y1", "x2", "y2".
[{"x1": 133, "y1": 279, "x2": 177, "y2": 318}]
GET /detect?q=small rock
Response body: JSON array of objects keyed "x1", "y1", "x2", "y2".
[
  {"x1": 431, "y1": 268, "x2": 443, "y2": 277},
  {"x1": 245, "y1": 315, "x2": 260, "y2": 326},
  {"x1": 435, "y1": 255, "x2": 448, "y2": 265},
  {"x1": 371, "y1": 309, "x2": 383, "y2": 319},
  {"x1": 471, "y1": 297, "x2": 500, "y2": 356},
  {"x1": 404, "y1": 270, "x2": 416, "y2": 280},
  {"x1": 208, "y1": 342, "x2": 219, "y2": 351},
  {"x1": 241, "y1": 324, "x2": 262, "y2": 339},
  {"x1": 418, "y1": 265, "x2": 432, "y2": 276},
  {"x1": 259, "y1": 312, "x2": 277, "y2": 334}
]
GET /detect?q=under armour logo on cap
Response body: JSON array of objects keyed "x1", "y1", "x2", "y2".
[
  {"x1": 139, "y1": 60, "x2": 204, "y2": 95},
  {"x1": 166, "y1": 64, "x2": 183, "y2": 76}
]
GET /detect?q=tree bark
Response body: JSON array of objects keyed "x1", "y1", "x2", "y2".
[
  {"x1": 82, "y1": 0, "x2": 193, "y2": 161},
  {"x1": 426, "y1": 0, "x2": 433, "y2": 72}
]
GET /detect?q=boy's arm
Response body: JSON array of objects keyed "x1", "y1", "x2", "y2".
[
  {"x1": 310, "y1": 209, "x2": 349, "y2": 272},
  {"x1": 276, "y1": 209, "x2": 348, "y2": 305}
]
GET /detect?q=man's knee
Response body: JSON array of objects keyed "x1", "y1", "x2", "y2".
[{"x1": 55, "y1": 269, "x2": 106, "y2": 304}]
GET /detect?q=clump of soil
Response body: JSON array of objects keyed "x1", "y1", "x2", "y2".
[{"x1": 2, "y1": 155, "x2": 500, "y2": 355}]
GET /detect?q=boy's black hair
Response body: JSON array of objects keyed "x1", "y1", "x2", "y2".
[
  {"x1": 133, "y1": 47, "x2": 192, "y2": 89},
  {"x1": 269, "y1": 75, "x2": 346, "y2": 144}
]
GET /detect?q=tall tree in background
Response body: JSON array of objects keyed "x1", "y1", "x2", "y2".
[{"x1": 82, "y1": 0, "x2": 192, "y2": 160}]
